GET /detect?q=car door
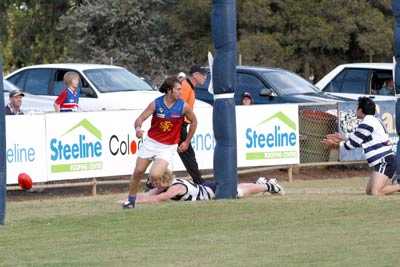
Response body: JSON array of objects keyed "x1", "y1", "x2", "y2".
[
  {"x1": 50, "y1": 69, "x2": 98, "y2": 111},
  {"x1": 21, "y1": 68, "x2": 53, "y2": 95},
  {"x1": 368, "y1": 69, "x2": 394, "y2": 101},
  {"x1": 237, "y1": 71, "x2": 281, "y2": 104},
  {"x1": 323, "y1": 68, "x2": 372, "y2": 100},
  {"x1": 14, "y1": 68, "x2": 56, "y2": 101}
]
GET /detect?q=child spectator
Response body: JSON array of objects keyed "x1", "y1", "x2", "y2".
[
  {"x1": 54, "y1": 72, "x2": 80, "y2": 112},
  {"x1": 241, "y1": 91, "x2": 253, "y2": 105}
]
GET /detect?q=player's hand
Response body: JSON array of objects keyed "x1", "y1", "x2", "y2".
[
  {"x1": 321, "y1": 132, "x2": 343, "y2": 149},
  {"x1": 178, "y1": 141, "x2": 189, "y2": 153},
  {"x1": 321, "y1": 138, "x2": 340, "y2": 149},
  {"x1": 136, "y1": 128, "x2": 144, "y2": 138},
  {"x1": 325, "y1": 132, "x2": 344, "y2": 142}
]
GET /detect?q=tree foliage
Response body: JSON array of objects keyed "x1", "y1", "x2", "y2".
[
  {"x1": 237, "y1": 0, "x2": 394, "y2": 79},
  {"x1": 1, "y1": 1, "x2": 72, "y2": 71},
  {"x1": 0, "y1": 0, "x2": 396, "y2": 80},
  {"x1": 58, "y1": 0, "x2": 181, "y2": 78}
]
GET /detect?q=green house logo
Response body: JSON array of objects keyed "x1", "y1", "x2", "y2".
[
  {"x1": 257, "y1": 111, "x2": 297, "y2": 130},
  {"x1": 49, "y1": 119, "x2": 103, "y2": 173},
  {"x1": 245, "y1": 111, "x2": 298, "y2": 160},
  {"x1": 62, "y1": 118, "x2": 102, "y2": 139}
]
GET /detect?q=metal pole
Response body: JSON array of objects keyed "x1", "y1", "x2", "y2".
[
  {"x1": 0, "y1": 60, "x2": 6, "y2": 225},
  {"x1": 392, "y1": 0, "x2": 400, "y2": 182}
]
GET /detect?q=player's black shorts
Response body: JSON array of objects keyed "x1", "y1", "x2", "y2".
[
  {"x1": 202, "y1": 180, "x2": 217, "y2": 193},
  {"x1": 373, "y1": 154, "x2": 396, "y2": 179}
]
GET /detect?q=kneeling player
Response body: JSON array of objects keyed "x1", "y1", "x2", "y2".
[
  {"x1": 323, "y1": 97, "x2": 400, "y2": 196},
  {"x1": 132, "y1": 170, "x2": 285, "y2": 204}
]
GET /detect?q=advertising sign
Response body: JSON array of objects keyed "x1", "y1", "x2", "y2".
[
  {"x1": 99, "y1": 110, "x2": 149, "y2": 177},
  {"x1": 6, "y1": 115, "x2": 47, "y2": 184},
  {"x1": 236, "y1": 104, "x2": 300, "y2": 166},
  {"x1": 182, "y1": 106, "x2": 214, "y2": 171},
  {"x1": 46, "y1": 112, "x2": 107, "y2": 180},
  {"x1": 6, "y1": 104, "x2": 301, "y2": 184}
]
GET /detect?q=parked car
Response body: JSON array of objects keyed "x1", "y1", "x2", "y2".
[
  {"x1": 5, "y1": 64, "x2": 162, "y2": 111},
  {"x1": 315, "y1": 63, "x2": 395, "y2": 100},
  {"x1": 3, "y1": 79, "x2": 54, "y2": 113},
  {"x1": 195, "y1": 66, "x2": 348, "y2": 105}
]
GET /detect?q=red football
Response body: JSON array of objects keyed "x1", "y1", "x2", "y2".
[{"x1": 18, "y1": 173, "x2": 32, "y2": 190}]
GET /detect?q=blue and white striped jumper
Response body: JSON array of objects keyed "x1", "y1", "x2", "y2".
[{"x1": 343, "y1": 115, "x2": 393, "y2": 167}]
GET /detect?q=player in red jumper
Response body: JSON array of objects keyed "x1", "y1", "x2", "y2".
[{"x1": 122, "y1": 75, "x2": 197, "y2": 209}]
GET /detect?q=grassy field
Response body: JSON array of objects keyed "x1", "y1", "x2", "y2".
[{"x1": 1, "y1": 177, "x2": 399, "y2": 267}]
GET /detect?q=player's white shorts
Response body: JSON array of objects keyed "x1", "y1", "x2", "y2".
[{"x1": 137, "y1": 136, "x2": 178, "y2": 164}]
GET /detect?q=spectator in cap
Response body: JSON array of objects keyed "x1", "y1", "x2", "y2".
[
  {"x1": 5, "y1": 89, "x2": 24, "y2": 115},
  {"x1": 241, "y1": 91, "x2": 253, "y2": 105},
  {"x1": 179, "y1": 64, "x2": 207, "y2": 185}
]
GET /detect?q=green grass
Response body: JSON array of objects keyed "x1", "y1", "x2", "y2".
[{"x1": 1, "y1": 177, "x2": 399, "y2": 267}]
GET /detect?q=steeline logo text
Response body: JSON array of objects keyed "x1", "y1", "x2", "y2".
[
  {"x1": 49, "y1": 119, "x2": 103, "y2": 173},
  {"x1": 245, "y1": 111, "x2": 298, "y2": 160}
]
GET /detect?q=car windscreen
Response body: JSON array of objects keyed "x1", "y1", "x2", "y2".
[
  {"x1": 261, "y1": 70, "x2": 319, "y2": 95},
  {"x1": 83, "y1": 68, "x2": 153, "y2": 92},
  {"x1": 3, "y1": 80, "x2": 20, "y2": 92}
]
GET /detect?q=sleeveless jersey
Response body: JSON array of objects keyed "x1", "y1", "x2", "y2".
[
  {"x1": 148, "y1": 96, "x2": 185, "y2": 145},
  {"x1": 170, "y1": 178, "x2": 215, "y2": 201},
  {"x1": 55, "y1": 88, "x2": 79, "y2": 112}
]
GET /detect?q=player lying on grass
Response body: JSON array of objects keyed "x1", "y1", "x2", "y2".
[
  {"x1": 322, "y1": 97, "x2": 400, "y2": 196},
  {"x1": 130, "y1": 170, "x2": 285, "y2": 204}
]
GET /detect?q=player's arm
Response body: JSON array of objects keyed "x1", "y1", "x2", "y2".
[
  {"x1": 136, "y1": 184, "x2": 185, "y2": 204},
  {"x1": 180, "y1": 84, "x2": 191, "y2": 104},
  {"x1": 343, "y1": 123, "x2": 372, "y2": 150},
  {"x1": 186, "y1": 89, "x2": 195, "y2": 109},
  {"x1": 134, "y1": 101, "x2": 155, "y2": 138},
  {"x1": 54, "y1": 102, "x2": 60, "y2": 112},
  {"x1": 178, "y1": 104, "x2": 197, "y2": 152},
  {"x1": 54, "y1": 90, "x2": 67, "y2": 112}
]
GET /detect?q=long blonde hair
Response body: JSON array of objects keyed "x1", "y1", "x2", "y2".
[
  {"x1": 152, "y1": 169, "x2": 174, "y2": 187},
  {"x1": 63, "y1": 71, "x2": 80, "y2": 87}
]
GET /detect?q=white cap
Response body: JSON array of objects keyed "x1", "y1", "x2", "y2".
[{"x1": 177, "y1": 72, "x2": 186, "y2": 79}]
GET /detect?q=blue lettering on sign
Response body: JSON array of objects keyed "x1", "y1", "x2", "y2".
[
  {"x1": 50, "y1": 134, "x2": 102, "y2": 161},
  {"x1": 6, "y1": 144, "x2": 35, "y2": 163},
  {"x1": 245, "y1": 127, "x2": 297, "y2": 148}
]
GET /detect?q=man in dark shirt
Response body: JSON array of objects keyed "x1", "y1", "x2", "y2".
[
  {"x1": 5, "y1": 89, "x2": 24, "y2": 115},
  {"x1": 179, "y1": 65, "x2": 207, "y2": 184}
]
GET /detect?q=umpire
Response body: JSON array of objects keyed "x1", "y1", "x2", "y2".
[{"x1": 179, "y1": 65, "x2": 207, "y2": 184}]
